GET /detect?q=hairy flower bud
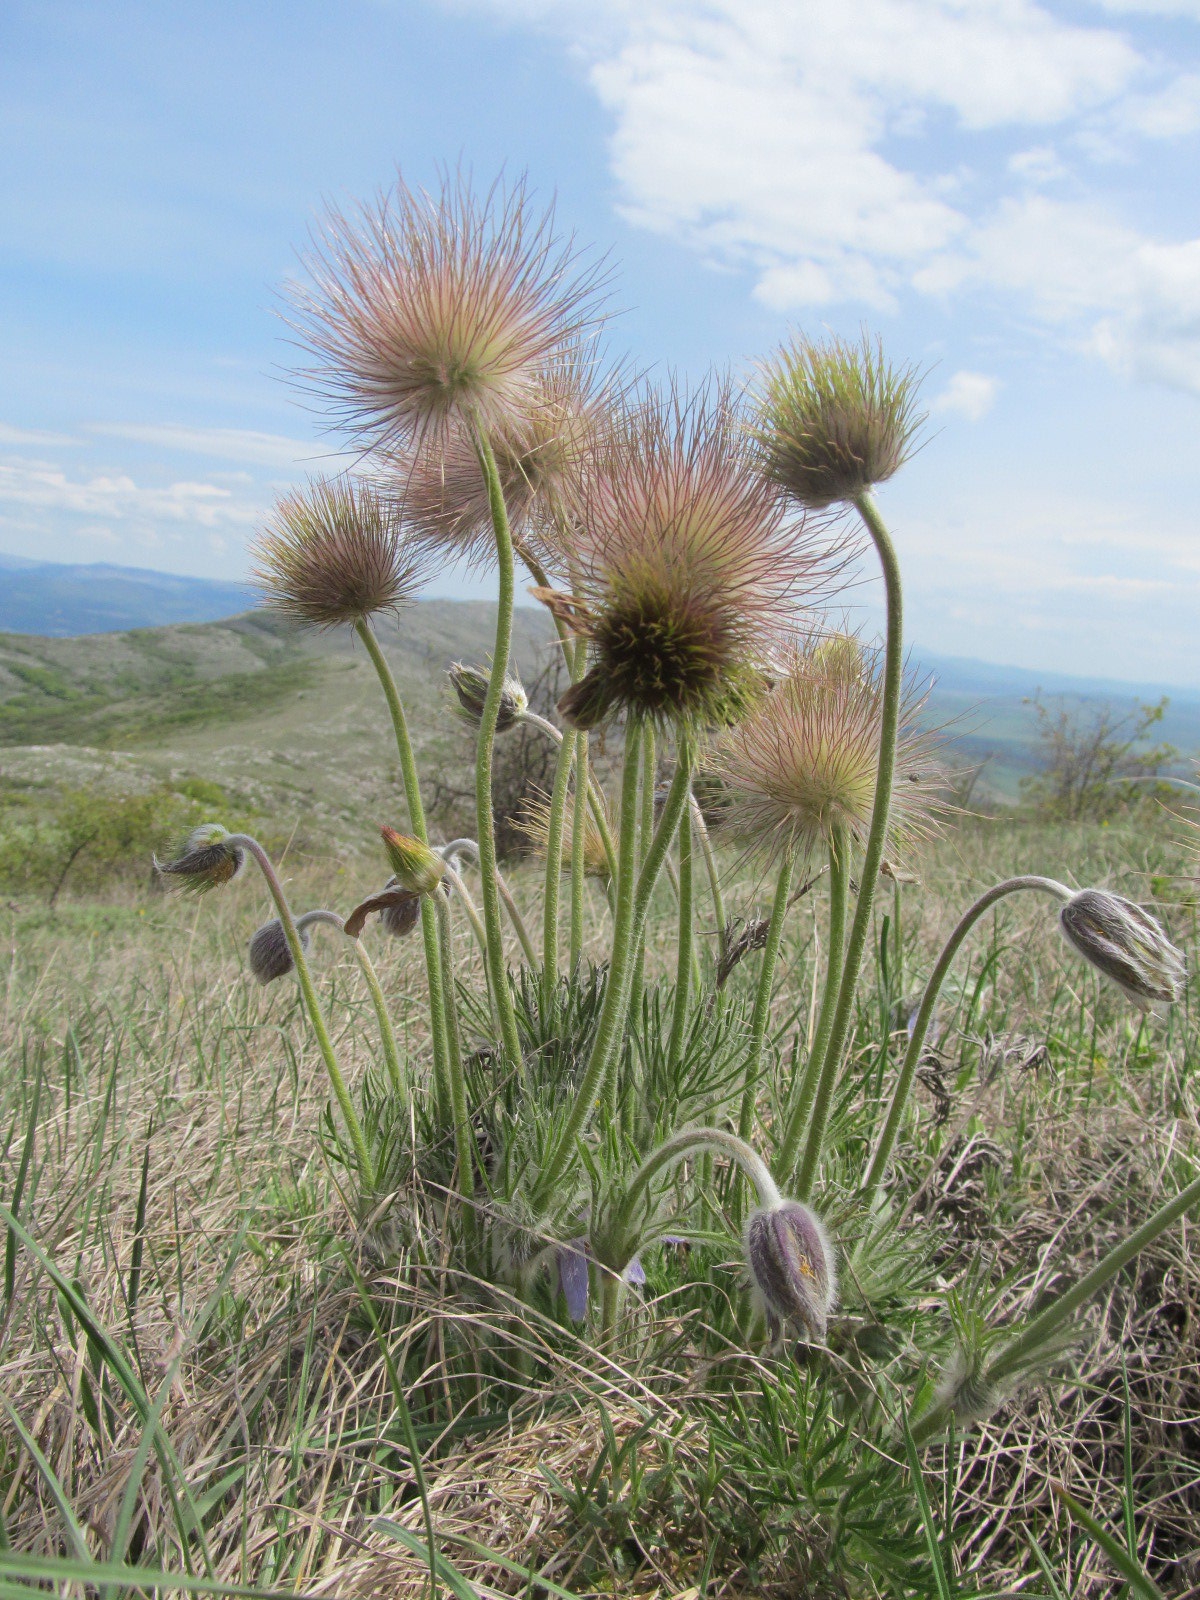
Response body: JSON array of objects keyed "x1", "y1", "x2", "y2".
[
  {"x1": 448, "y1": 662, "x2": 528, "y2": 731},
  {"x1": 744, "y1": 1198, "x2": 837, "y2": 1343},
  {"x1": 753, "y1": 333, "x2": 924, "y2": 509},
  {"x1": 1059, "y1": 888, "x2": 1186, "y2": 1011},
  {"x1": 380, "y1": 827, "x2": 445, "y2": 895},
  {"x1": 248, "y1": 918, "x2": 310, "y2": 985},
  {"x1": 154, "y1": 824, "x2": 245, "y2": 894}
]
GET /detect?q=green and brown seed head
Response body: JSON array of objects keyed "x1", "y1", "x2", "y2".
[
  {"x1": 709, "y1": 640, "x2": 945, "y2": 862},
  {"x1": 555, "y1": 380, "x2": 828, "y2": 731},
  {"x1": 753, "y1": 332, "x2": 924, "y2": 510},
  {"x1": 252, "y1": 476, "x2": 421, "y2": 629}
]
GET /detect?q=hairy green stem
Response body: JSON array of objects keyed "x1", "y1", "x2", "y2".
[
  {"x1": 473, "y1": 431, "x2": 524, "y2": 1067},
  {"x1": 795, "y1": 493, "x2": 903, "y2": 1200},
  {"x1": 775, "y1": 830, "x2": 850, "y2": 1184},
  {"x1": 570, "y1": 731, "x2": 589, "y2": 969},
  {"x1": 536, "y1": 720, "x2": 643, "y2": 1204},
  {"x1": 691, "y1": 800, "x2": 726, "y2": 969},
  {"x1": 614, "y1": 1126, "x2": 781, "y2": 1257},
  {"x1": 541, "y1": 725, "x2": 576, "y2": 1013},
  {"x1": 738, "y1": 848, "x2": 796, "y2": 1143},
  {"x1": 912, "y1": 1165, "x2": 1200, "y2": 1444},
  {"x1": 434, "y1": 891, "x2": 476, "y2": 1249},
  {"x1": 297, "y1": 911, "x2": 406, "y2": 1099},
  {"x1": 627, "y1": 724, "x2": 657, "y2": 1035},
  {"x1": 667, "y1": 796, "x2": 693, "y2": 1073},
  {"x1": 353, "y1": 620, "x2": 452, "y2": 1119},
  {"x1": 228, "y1": 837, "x2": 373, "y2": 1186},
  {"x1": 864, "y1": 875, "x2": 1072, "y2": 1194}
]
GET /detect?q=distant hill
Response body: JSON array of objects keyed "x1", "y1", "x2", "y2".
[
  {"x1": 0, "y1": 558, "x2": 1196, "y2": 808},
  {"x1": 0, "y1": 555, "x2": 255, "y2": 635}
]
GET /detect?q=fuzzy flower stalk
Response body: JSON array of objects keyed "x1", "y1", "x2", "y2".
[
  {"x1": 252, "y1": 474, "x2": 455, "y2": 1128},
  {"x1": 752, "y1": 335, "x2": 925, "y2": 1200},
  {"x1": 865, "y1": 880, "x2": 1185, "y2": 1196}
]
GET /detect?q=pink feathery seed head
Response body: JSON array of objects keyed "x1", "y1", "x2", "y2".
[
  {"x1": 391, "y1": 335, "x2": 619, "y2": 573},
  {"x1": 252, "y1": 475, "x2": 422, "y2": 629},
  {"x1": 555, "y1": 377, "x2": 830, "y2": 730},
  {"x1": 752, "y1": 331, "x2": 925, "y2": 510},
  {"x1": 708, "y1": 638, "x2": 947, "y2": 863},
  {"x1": 287, "y1": 170, "x2": 606, "y2": 454}
]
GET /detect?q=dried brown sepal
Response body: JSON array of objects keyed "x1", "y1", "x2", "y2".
[{"x1": 344, "y1": 887, "x2": 422, "y2": 940}]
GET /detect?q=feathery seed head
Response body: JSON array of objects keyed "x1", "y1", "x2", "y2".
[
  {"x1": 448, "y1": 661, "x2": 528, "y2": 730},
  {"x1": 1059, "y1": 888, "x2": 1185, "y2": 1010},
  {"x1": 517, "y1": 789, "x2": 612, "y2": 881},
  {"x1": 394, "y1": 339, "x2": 616, "y2": 570},
  {"x1": 753, "y1": 332, "x2": 924, "y2": 509},
  {"x1": 253, "y1": 476, "x2": 421, "y2": 629},
  {"x1": 709, "y1": 641, "x2": 945, "y2": 862},
  {"x1": 248, "y1": 918, "x2": 310, "y2": 985},
  {"x1": 289, "y1": 172, "x2": 602, "y2": 451},
  {"x1": 744, "y1": 1198, "x2": 837, "y2": 1343},
  {"x1": 553, "y1": 380, "x2": 824, "y2": 730},
  {"x1": 154, "y1": 824, "x2": 245, "y2": 895},
  {"x1": 380, "y1": 827, "x2": 446, "y2": 896}
]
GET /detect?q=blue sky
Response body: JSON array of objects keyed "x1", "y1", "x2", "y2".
[{"x1": 2, "y1": 0, "x2": 1199, "y2": 686}]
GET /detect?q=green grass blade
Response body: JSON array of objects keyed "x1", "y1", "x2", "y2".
[
  {"x1": 902, "y1": 1405, "x2": 956, "y2": 1600},
  {"x1": 0, "y1": 1550, "x2": 321, "y2": 1598},
  {"x1": 1051, "y1": 1483, "x2": 1164, "y2": 1600},
  {"x1": 0, "y1": 1397, "x2": 91, "y2": 1563},
  {"x1": 5, "y1": 1052, "x2": 42, "y2": 1310},
  {"x1": 372, "y1": 1521, "x2": 479, "y2": 1600}
]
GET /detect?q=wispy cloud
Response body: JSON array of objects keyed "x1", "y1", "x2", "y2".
[
  {"x1": 0, "y1": 422, "x2": 79, "y2": 447},
  {"x1": 457, "y1": 0, "x2": 1200, "y2": 391},
  {"x1": 932, "y1": 371, "x2": 998, "y2": 421},
  {"x1": 87, "y1": 422, "x2": 331, "y2": 468}
]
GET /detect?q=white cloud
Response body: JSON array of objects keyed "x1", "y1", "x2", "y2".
[
  {"x1": 87, "y1": 422, "x2": 327, "y2": 468},
  {"x1": 0, "y1": 456, "x2": 262, "y2": 530},
  {"x1": 0, "y1": 422, "x2": 78, "y2": 447},
  {"x1": 454, "y1": 0, "x2": 1200, "y2": 394},
  {"x1": 932, "y1": 370, "x2": 998, "y2": 420}
]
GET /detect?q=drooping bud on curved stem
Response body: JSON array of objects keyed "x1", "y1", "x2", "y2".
[
  {"x1": 440, "y1": 838, "x2": 536, "y2": 970},
  {"x1": 1059, "y1": 888, "x2": 1185, "y2": 1010},
  {"x1": 863, "y1": 875, "x2": 1073, "y2": 1196},
  {"x1": 380, "y1": 827, "x2": 446, "y2": 895},
  {"x1": 252, "y1": 909, "x2": 404, "y2": 1084},
  {"x1": 178, "y1": 832, "x2": 374, "y2": 1187},
  {"x1": 449, "y1": 661, "x2": 528, "y2": 731}
]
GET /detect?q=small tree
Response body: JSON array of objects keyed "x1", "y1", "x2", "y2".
[{"x1": 1020, "y1": 692, "x2": 1178, "y2": 821}]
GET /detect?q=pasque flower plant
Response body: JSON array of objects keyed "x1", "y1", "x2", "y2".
[{"x1": 156, "y1": 171, "x2": 1193, "y2": 1460}]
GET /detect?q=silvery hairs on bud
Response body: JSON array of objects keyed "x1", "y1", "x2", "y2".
[
  {"x1": 744, "y1": 1198, "x2": 837, "y2": 1343},
  {"x1": 448, "y1": 662, "x2": 528, "y2": 731},
  {"x1": 249, "y1": 918, "x2": 311, "y2": 985},
  {"x1": 1059, "y1": 888, "x2": 1186, "y2": 1010},
  {"x1": 154, "y1": 824, "x2": 245, "y2": 895}
]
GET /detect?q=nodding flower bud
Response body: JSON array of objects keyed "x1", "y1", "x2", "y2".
[
  {"x1": 248, "y1": 918, "x2": 310, "y2": 984},
  {"x1": 380, "y1": 827, "x2": 445, "y2": 896},
  {"x1": 448, "y1": 662, "x2": 528, "y2": 731},
  {"x1": 744, "y1": 1198, "x2": 837, "y2": 1344},
  {"x1": 379, "y1": 878, "x2": 421, "y2": 938},
  {"x1": 1059, "y1": 888, "x2": 1186, "y2": 1011},
  {"x1": 154, "y1": 824, "x2": 245, "y2": 894}
]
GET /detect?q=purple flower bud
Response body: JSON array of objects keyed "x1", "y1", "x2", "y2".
[
  {"x1": 744, "y1": 1199, "x2": 837, "y2": 1343},
  {"x1": 154, "y1": 824, "x2": 245, "y2": 895},
  {"x1": 1059, "y1": 888, "x2": 1186, "y2": 1011},
  {"x1": 248, "y1": 918, "x2": 310, "y2": 985},
  {"x1": 556, "y1": 1239, "x2": 590, "y2": 1322}
]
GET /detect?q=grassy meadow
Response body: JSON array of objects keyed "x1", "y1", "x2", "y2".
[{"x1": 2, "y1": 610, "x2": 1199, "y2": 1597}]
